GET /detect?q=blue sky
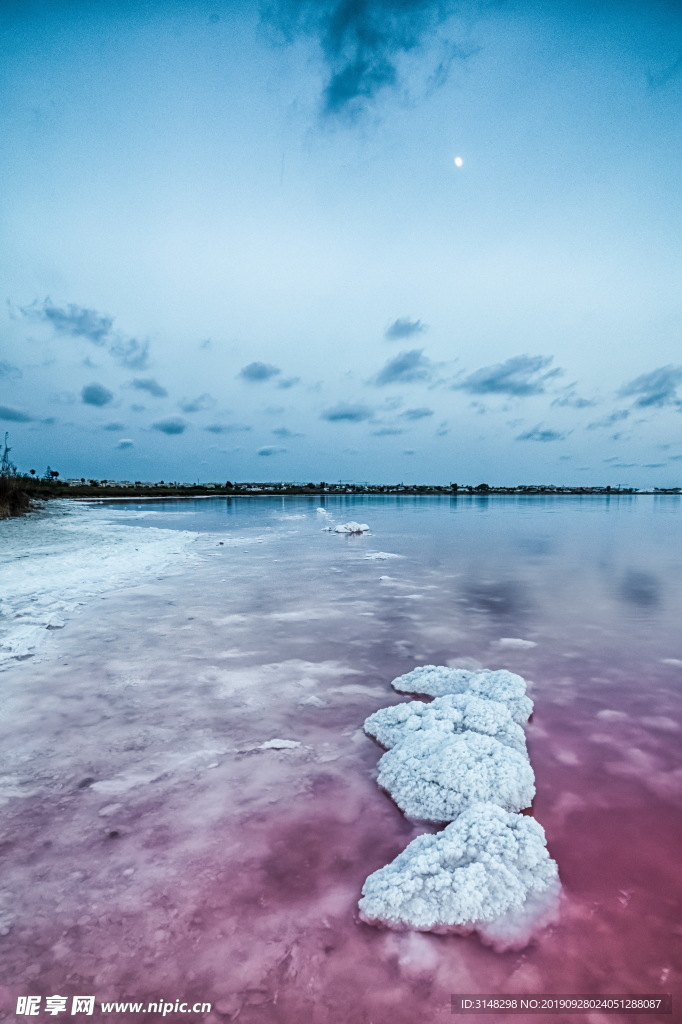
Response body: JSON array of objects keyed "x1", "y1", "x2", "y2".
[{"x1": 1, "y1": 0, "x2": 681, "y2": 485}]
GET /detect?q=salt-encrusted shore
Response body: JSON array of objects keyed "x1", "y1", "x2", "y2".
[{"x1": 0, "y1": 501, "x2": 198, "y2": 669}]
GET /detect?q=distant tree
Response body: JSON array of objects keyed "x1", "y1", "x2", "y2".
[
  {"x1": 50, "y1": 470, "x2": 60, "y2": 479},
  {"x1": 89, "y1": 479, "x2": 99, "y2": 486},
  {"x1": 225, "y1": 481, "x2": 233, "y2": 487},
  {"x1": 80, "y1": 478, "x2": 85, "y2": 484},
  {"x1": 29, "y1": 469, "x2": 36, "y2": 476},
  {"x1": 475, "y1": 483, "x2": 489, "y2": 491},
  {"x1": 43, "y1": 466, "x2": 53, "y2": 481}
]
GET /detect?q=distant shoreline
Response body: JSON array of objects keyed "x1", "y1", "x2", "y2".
[{"x1": 2, "y1": 480, "x2": 681, "y2": 519}]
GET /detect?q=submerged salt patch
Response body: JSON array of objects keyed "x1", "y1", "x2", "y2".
[
  {"x1": 364, "y1": 694, "x2": 528, "y2": 757},
  {"x1": 359, "y1": 802, "x2": 559, "y2": 950},
  {"x1": 377, "y1": 731, "x2": 535, "y2": 821},
  {"x1": 391, "y1": 666, "x2": 533, "y2": 724}
]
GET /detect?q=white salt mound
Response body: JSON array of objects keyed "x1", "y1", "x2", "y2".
[
  {"x1": 259, "y1": 739, "x2": 302, "y2": 750},
  {"x1": 391, "y1": 666, "x2": 533, "y2": 724},
  {"x1": 332, "y1": 522, "x2": 370, "y2": 534},
  {"x1": 364, "y1": 693, "x2": 528, "y2": 757},
  {"x1": 359, "y1": 802, "x2": 560, "y2": 950},
  {"x1": 377, "y1": 731, "x2": 535, "y2": 821}
]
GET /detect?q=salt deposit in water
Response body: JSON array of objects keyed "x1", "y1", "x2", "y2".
[
  {"x1": 391, "y1": 665, "x2": 533, "y2": 724},
  {"x1": 364, "y1": 693, "x2": 528, "y2": 757},
  {"x1": 359, "y1": 802, "x2": 560, "y2": 951},
  {"x1": 376, "y1": 730, "x2": 535, "y2": 821}
]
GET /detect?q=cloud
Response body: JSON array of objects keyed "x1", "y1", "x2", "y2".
[
  {"x1": 238, "y1": 361, "x2": 281, "y2": 382},
  {"x1": 0, "y1": 361, "x2": 22, "y2": 381},
  {"x1": 257, "y1": 445, "x2": 288, "y2": 456},
  {"x1": 179, "y1": 393, "x2": 215, "y2": 413},
  {"x1": 81, "y1": 383, "x2": 114, "y2": 407},
  {"x1": 551, "y1": 386, "x2": 596, "y2": 408},
  {"x1": 321, "y1": 402, "x2": 374, "y2": 422},
  {"x1": 203, "y1": 423, "x2": 252, "y2": 434},
  {"x1": 103, "y1": 422, "x2": 125, "y2": 431},
  {"x1": 131, "y1": 377, "x2": 168, "y2": 398},
  {"x1": 516, "y1": 426, "x2": 567, "y2": 442},
  {"x1": 0, "y1": 405, "x2": 33, "y2": 422},
  {"x1": 371, "y1": 427, "x2": 405, "y2": 435},
  {"x1": 272, "y1": 426, "x2": 303, "y2": 437},
  {"x1": 385, "y1": 317, "x2": 427, "y2": 340},
  {"x1": 152, "y1": 417, "x2": 187, "y2": 435},
  {"x1": 587, "y1": 410, "x2": 630, "y2": 430},
  {"x1": 266, "y1": 0, "x2": 459, "y2": 117},
  {"x1": 116, "y1": 439, "x2": 135, "y2": 449},
  {"x1": 400, "y1": 406, "x2": 434, "y2": 420},
  {"x1": 277, "y1": 376, "x2": 300, "y2": 389},
  {"x1": 619, "y1": 365, "x2": 682, "y2": 408},
  {"x1": 22, "y1": 299, "x2": 113, "y2": 342},
  {"x1": 454, "y1": 355, "x2": 561, "y2": 397},
  {"x1": 372, "y1": 348, "x2": 433, "y2": 386},
  {"x1": 20, "y1": 298, "x2": 149, "y2": 369}
]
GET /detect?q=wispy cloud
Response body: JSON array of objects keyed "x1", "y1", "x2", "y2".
[
  {"x1": 400, "y1": 406, "x2": 433, "y2": 420},
  {"x1": 152, "y1": 417, "x2": 187, "y2": 435},
  {"x1": 179, "y1": 393, "x2": 215, "y2": 413},
  {"x1": 0, "y1": 361, "x2": 22, "y2": 381},
  {"x1": 372, "y1": 348, "x2": 433, "y2": 386},
  {"x1": 103, "y1": 422, "x2": 125, "y2": 431},
  {"x1": 266, "y1": 0, "x2": 462, "y2": 117},
  {"x1": 131, "y1": 377, "x2": 168, "y2": 398},
  {"x1": 371, "y1": 427, "x2": 405, "y2": 435},
  {"x1": 81, "y1": 383, "x2": 114, "y2": 407},
  {"x1": 321, "y1": 402, "x2": 374, "y2": 422},
  {"x1": 385, "y1": 317, "x2": 427, "y2": 340},
  {"x1": 238, "y1": 361, "x2": 281, "y2": 382},
  {"x1": 551, "y1": 385, "x2": 596, "y2": 409},
  {"x1": 273, "y1": 426, "x2": 303, "y2": 437},
  {"x1": 203, "y1": 423, "x2": 252, "y2": 434},
  {"x1": 454, "y1": 355, "x2": 561, "y2": 397},
  {"x1": 619, "y1": 365, "x2": 682, "y2": 408},
  {"x1": 516, "y1": 426, "x2": 568, "y2": 442},
  {"x1": 116, "y1": 439, "x2": 135, "y2": 449},
  {"x1": 257, "y1": 445, "x2": 287, "y2": 456},
  {"x1": 0, "y1": 405, "x2": 33, "y2": 422},
  {"x1": 20, "y1": 298, "x2": 149, "y2": 369},
  {"x1": 587, "y1": 409, "x2": 630, "y2": 430},
  {"x1": 277, "y1": 376, "x2": 300, "y2": 389}
]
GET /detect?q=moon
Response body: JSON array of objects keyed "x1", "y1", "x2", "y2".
[{"x1": 454, "y1": 156, "x2": 463, "y2": 167}]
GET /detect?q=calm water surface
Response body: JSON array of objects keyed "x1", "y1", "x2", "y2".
[{"x1": 1, "y1": 496, "x2": 680, "y2": 1023}]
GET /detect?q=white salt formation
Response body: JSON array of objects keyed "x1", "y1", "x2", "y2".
[
  {"x1": 358, "y1": 802, "x2": 560, "y2": 950},
  {"x1": 377, "y1": 731, "x2": 535, "y2": 821},
  {"x1": 360, "y1": 663, "x2": 560, "y2": 947},
  {"x1": 364, "y1": 693, "x2": 528, "y2": 757},
  {"x1": 391, "y1": 665, "x2": 533, "y2": 724},
  {"x1": 332, "y1": 521, "x2": 370, "y2": 534}
]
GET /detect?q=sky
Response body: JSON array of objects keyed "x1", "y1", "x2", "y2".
[{"x1": 1, "y1": 0, "x2": 681, "y2": 486}]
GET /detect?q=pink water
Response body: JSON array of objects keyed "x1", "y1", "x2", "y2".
[{"x1": 0, "y1": 497, "x2": 679, "y2": 1023}]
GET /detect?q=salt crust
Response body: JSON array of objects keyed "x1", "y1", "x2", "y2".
[
  {"x1": 331, "y1": 522, "x2": 370, "y2": 534},
  {"x1": 391, "y1": 665, "x2": 533, "y2": 724},
  {"x1": 0, "y1": 500, "x2": 198, "y2": 668},
  {"x1": 377, "y1": 730, "x2": 535, "y2": 821},
  {"x1": 359, "y1": 802, "x2": 560, "y2": 950},
  {"x1": 364, "y1": 693, "x2": 528, "y2": 757}
]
